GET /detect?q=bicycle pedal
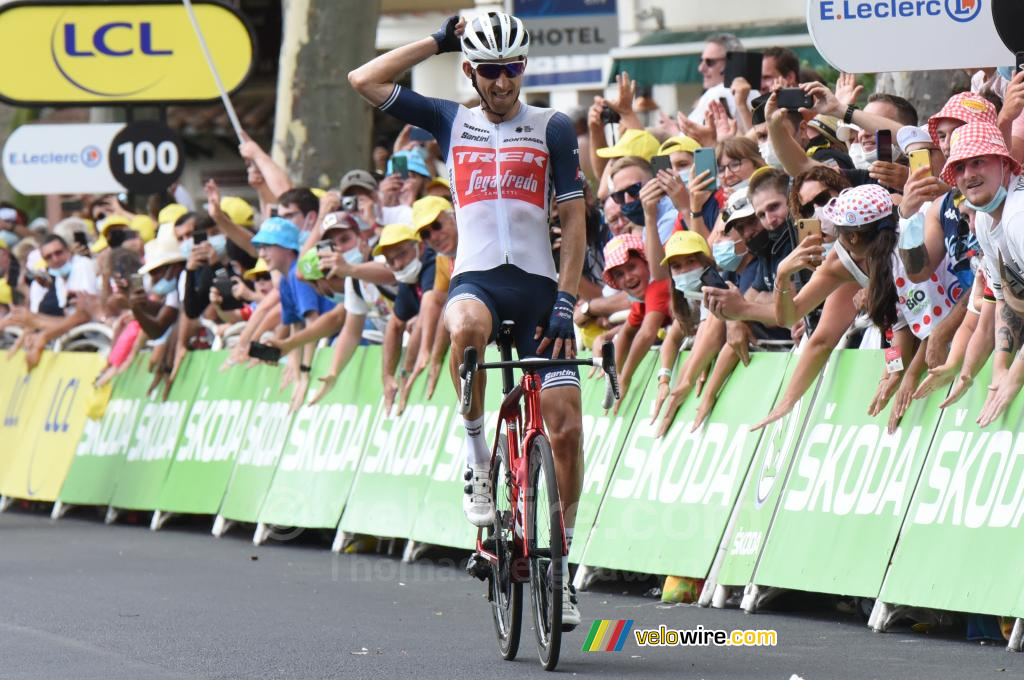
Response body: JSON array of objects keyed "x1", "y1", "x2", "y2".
[{"x1": 465, "y1": 552, "x2": 489, "y2": 582}]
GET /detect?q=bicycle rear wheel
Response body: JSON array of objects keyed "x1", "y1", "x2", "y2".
[
  {"x1": 489, "y1": 433, "x2": 522, "y2": 660},
  {"x1": 526, "y1": 434, "x2": 562, "y2": 671}
]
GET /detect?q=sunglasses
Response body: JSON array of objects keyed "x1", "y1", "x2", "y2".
[
  {"x1": 418, "y1": 222, "x2": 443, "y2": 240},
  {"x1": 252, "y1": 273, "x2": 272, "y2": 283},
  {"x1": 473, "y1": 61, "x2": 527, "y2": 79},
  {"x1": 610, "y1": 182, "x2": 643, "y2": 205},
  {"x1": 700, "y1": 57, "x2": 723, "y2": 67},
  {"x1": 799, "y1": 190, "x2": 833, "y2": 219}
]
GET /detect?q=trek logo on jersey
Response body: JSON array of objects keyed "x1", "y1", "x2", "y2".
[{"x1": 452, "y1": 145, "x2": 548, "y2": 209}]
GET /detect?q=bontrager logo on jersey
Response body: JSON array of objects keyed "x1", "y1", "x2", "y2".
[{"x1": 452, "y1": 145, "x2": 548, "y2": 209}]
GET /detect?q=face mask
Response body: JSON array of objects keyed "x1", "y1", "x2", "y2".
[
  {"x1": 672, "y1": 268, "x2": 703, "y2": 293},
  {"x1": 0, "y1": 229, "x2": 18, "y2": 248},
  {"x1": 626, "y1": 293, "x2": 644, "y2": 302},
  {"x1": 620, "y1": 200, "x2": 646, "y2": 226},
  {"x1": 746, "y1": 228, "x2": 771, "y2": 258},
  {"x1": 965, "y1": 185, "x2": 1008, "y2": 214},
  {"x1": 677, "y1": 171, "x2": 691, "y2": 187},
  {"x1": 713, "y1": 240, "x2": 744, "y2": 272},
  {"x1": 209, "y1": 234, "x2": 227, "y2": 257},
  {"x1": 393, "y1": 256, "x2": 423, "y2": 284},
  {"x1": 823, "y1": 242, "x2": 835, "y2": 257},
  {"x1": 758, "y1": 141, "x2": 783, "y2": 170},
  {"x1": 998, "y1": 66, "x2": 1015, "y2": 81},
  {"x1": 329, "y1": 292, "x2": 345, "y2": 304},
  {"x1": 729, "y1": 179, "x2": 749, "y2": 193},
  {"x1": 151, "y1": 276, "x2": 176, "y2": 297},
  {"x1": 813, "y1": 205, "x2": 837, "y2": 237},
  {"x1": 48, "y1": 262, "x2": 72, "y2": 279},
  {"x1": 179, "y1": 238, "x2": 194, "y2": 258},
  {"x1": 343, "y1": 247, "x2": 364, "y2": 265},
  {"x1": 848, "y1": 143, "x2": 878, "y2": 170}
]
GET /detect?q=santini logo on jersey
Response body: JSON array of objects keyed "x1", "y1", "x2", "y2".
[{"x1": 452, "y1": 145, "x2": 548, "y2": 209}]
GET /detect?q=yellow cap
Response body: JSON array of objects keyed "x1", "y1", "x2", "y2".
[
  {"x1": 220, "y1": 196, "x2": 254, "y2": 228},
  {"x1": 372, "y1": 223, "x2": 420, "y2": 257},
  {"x1": 657, "y1": 135, "x2": 700, "y2": 157},
  {"x1": 0, "y1": 279, "x2": 11, "y2": 305},
  {"x1": 244, "y1": 258, "x2": 270, "y2": 280},
  {"x1": 311, "y1": 187, "x2": 326, "y2": 199},
  {"x1": 428, "y1": 176, "x2": 450, "y2": 190},
  {"x1": 130, "y1": 214, "x2": 157, "y2": 242},
  {"x1": 98, "y1": 215, "x2": 131, "y2": 237},
  {"x1": 157, "y1": 203, "x2": 188, "y2": 226},
  {"x1": 595, "y1": 129, "x2": 661, "y2": 162},
  {"x1": 660, "y1": 230, "x2": 710, "y2": 265},
  {"x1": 412, "y1": 196, "x2": 453, "y2": 231},
  {"x1": 90, "y1": 235, "x2": 109, "y2": 254}
]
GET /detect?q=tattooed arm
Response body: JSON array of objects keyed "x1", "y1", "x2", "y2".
[{"x1": 977, "y1": 300, "x2": 1024, "y2": 426}]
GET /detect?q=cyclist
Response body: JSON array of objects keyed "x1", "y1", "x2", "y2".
[{"x1": 349, "y1": 11, "x2": 587, "y2": 628}]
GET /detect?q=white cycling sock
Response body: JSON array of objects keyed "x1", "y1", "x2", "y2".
[
  {"x1": 562, "y1": 527, "x2": 574, "y2": 581},
  {"x1": 464, "y1": 416, "x2": 489, "y2": 468}
]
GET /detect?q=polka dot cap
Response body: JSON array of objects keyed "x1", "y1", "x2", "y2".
[{"x1": 820, "y1": 184, "x2": 894, "y2": 229}]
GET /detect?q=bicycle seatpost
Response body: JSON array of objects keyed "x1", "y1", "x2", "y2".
[
  {"x1": 600, "y1": 341, "x2": 621, "y2": 408},
  {"x1": 460, "y1": 346, "x2": 478, "y2": 415}
]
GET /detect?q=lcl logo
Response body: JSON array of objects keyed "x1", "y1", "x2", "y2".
[{"x1": 60, "y1": 22, "x2": 173, "y2": 57}]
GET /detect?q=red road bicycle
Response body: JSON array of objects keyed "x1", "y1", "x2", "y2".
[{"x1": 462, "y1": 322, "x2": 619, "y2": 671}]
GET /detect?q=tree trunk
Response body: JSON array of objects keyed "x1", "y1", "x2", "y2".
[
  {"x1": 272, "y1": 0, "x2": 380, "y2": 188},
  {"x1": 875, "y1": 70, "x2": 972, "y2": 122}
]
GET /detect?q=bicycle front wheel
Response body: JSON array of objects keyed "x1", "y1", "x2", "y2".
[
  {"x1": 526, "y1": 434, "x2": 562, "y2": 671},
  {"x1": 489, "y1": 433, "x2": 522, "y2": 660}
]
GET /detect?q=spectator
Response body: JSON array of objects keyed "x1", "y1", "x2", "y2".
[
  {"x1": 608, "y1": 156, "x2": 679, "y2": 244},
  {"x1": 277, "y1": 188, "x2": 320, "y2": 240},
  {"x1": 691, "y1": 33, "x2": 757, "y2": 123},
  {"x1": 379, "y1": 149, "x2": 433, "y2": 225},
  {"x1": 128, "y1": 236, "x2": 185, "y2": 341},
  {"x1": 372, "y1": 138, "x2": 392, "y2": 178},
  {"x1": 761, "y1": 47, "x2": 800, "y2": 92},
  {"x1": 603, "y1": 195, "x2": 632, "y2": 236}
]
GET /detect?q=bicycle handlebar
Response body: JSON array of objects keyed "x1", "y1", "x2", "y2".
[{"x1": 458, "y1": 341, "x2": 621, "y2": 415}]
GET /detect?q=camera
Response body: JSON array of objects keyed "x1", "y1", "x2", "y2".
[
  {"x1": 600, "y1": 106, "x2": 620, "y2": 125},
  {"x1": 341, "y1": 196, "x2": 358, "y2": 212}
]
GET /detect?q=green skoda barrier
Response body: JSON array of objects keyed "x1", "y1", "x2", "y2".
[
  {"x1": 58, "y1": 356, "x2": 153, "y2": 507},
  {"x1": 581, "y1": 352, "x2": 789, "y2": 576},
  {"x1": 257, "y1": 346, "x2": 382, "y2": 529},
  {"x1": 156, "y1": 352, "x2": 263, "y2": 515},
  {"x1": 338, "y1": 350, "x2": 459, "y2": 539},
  {"x1": 217, "y1": 363, "x2": 294, "y2": 523},
  {"x1": 753, "y1": 350, "x2": 946, "y2": 598},
  {"x1": 570, "y1": 353, "x2": 657, "y2": 563},
  {"x1": 714, "y1": 356, "x2": 819, "y2": 588},
  {"x1": 108, "y1": 352, "x2": 203, "y2": 510},
  {"x1": 879, "y1": 359, "x2": 1024, "y2": 617}
]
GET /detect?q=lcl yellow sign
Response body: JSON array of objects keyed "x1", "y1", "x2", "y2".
[{"x1": 0, "y1": 1, "x2": 254, "y2": 105}]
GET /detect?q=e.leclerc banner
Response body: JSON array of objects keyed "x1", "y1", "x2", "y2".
[
  {"x1": 880, "y1": 359, "x2": 1024, "y2": 618},
  {"x1": 217, "y1": 362, "x2": 295, "y2": 524},
  {"x1": 257, "y1": 346, "x2": 382, "y2": 529},
  {"x1": 108, "y1": 352, "x2": 201, "y2": 510},
  {"x1": 714, "y1": 356, "x2": 821, "y2": 588},
  {"x1": 155, "y1": 351, "x2": 261, "y2": 515},
  {"x1": 0, "y1": 350, "x2": 106, "y2": 501},
  {"x1": 582, "y1": 351, "x2": 790, "y2": 577},
  {"x1": 570, "y1": 352, "x2": 656, "y2": 563},
  {"x1": 58, "y1": 355, "x2": 152, "y2": 507},
  {"x1": 753, "y1": 350, "x2": 945, "y2": 598}
]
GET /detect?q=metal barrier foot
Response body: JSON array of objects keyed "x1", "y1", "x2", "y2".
[
  {"x1": 710, "y1": 584, "x2": 730, "y2": 609},
  {"x1": 402, "y1": 540, "x2": 430, "y2": 563},
  {"x1": 741, "y1": 584, "x2": 786, "y2": 613},
  {"x1": 253, "y1": 522, "x2": 271, "y2": 546},
  {"x1": 211, "y1": 515, "x2": 233, "y2": 538},
  {"x1": 150, "y1": 510, "x2": 174, "y2": 531},
  {"x1": 0, "y1": 496, "x2": 12, "y2": 513},
  {"x1": 330, "y1": 529, "x2": 352, "y2": 553},
  {"x1": 50, "y1": 500, "x2": 70, "y2": 521},
  {"x1": 104, "y1": 506, "x2": 119, "y2": 525},
  {"x1": 1008, "y1": 619, "x2": 1023, "y2": 652}
]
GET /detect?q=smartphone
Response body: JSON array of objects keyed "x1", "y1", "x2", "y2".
[
  {"x1": 796, "y1": 218, "x2": 822, "y2": 243},
  {"x1": 248, "y1": 342, "x2": 282, "y2": 363},
  {"x1": 724, "y1": 50, "x2": 763, "y2": 89},
  {"x1": 61, "y1": 199, "x2": 84, "y2": 213},
  {"x1": 718, "y1": 96, "x2": 733, "y2": 119},
  {"x1": 73, "y1": 231, "x2": 89, "y2": 248},
  {"x1": 128, "y1": 273, "x2": 144, "y2": 292},
  {"x1": 1016, "y1": 51, "x2": 1024, "y2": 74},
  {"x1": 875, "y1": 130, "x2": 893, "y2": 163},
  {"x1": 650, "y1": 155, "x2": 672, "y2": 175},
  {"x1": 908, "y1": 148, "x2": 931, "y2": 177},
  {"x1": 700, "y1": 266, "x2": 729, "y2": 290},
  {"x1": 392, "y1": 155, "x2": 409, "y2": 179},
  {"x1": 776, "y1": 88, "x2": 812, "y2": 110},
  {"x1": 341, "y1": 196, "x2": 358, "y2": 212},
  {"x1": 317, "y1": 239, "x2": 334, "y2": 255},
  {"x1": 192, "y1": 229, "x2": 208, "y2": 245},
  {"x1": 693, "y1": 147, "x2": 718, "y2": 191},
  {"x1": 213, "y1": 272, "x2": 243, "y2": 311}
]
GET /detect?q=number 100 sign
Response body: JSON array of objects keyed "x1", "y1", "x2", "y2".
[{"x1": 109, "y1": 121, "x2": 184, "y2": 194}]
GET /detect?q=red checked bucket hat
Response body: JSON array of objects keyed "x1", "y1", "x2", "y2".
[
  {"x1": 927, "y1": 92, "x2": 997, "y2": 147},
  {"x1": 602, "y1": 232, "x2": 646, "y2": 288},
  {"x1": 820, "y1": 184, "x2": 895, "y2": 230},
  {"x1": 940, "y1": 121, "x2": 1021, "y2": 186}
]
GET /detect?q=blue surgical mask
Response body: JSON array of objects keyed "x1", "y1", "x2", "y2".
[
  {"x1": 965, "y1": 185, "x2": 1008, "y2": 214},
  {"x1": 998, "y1": 66, "x2": 1015, "y2": 81},
  {"x1": 48, "y1": 262, "x2": 73, "y2": 279},
  {"x1": 179, "y1": 238, "x2": 193, "y2": 258},
  {"x1": 0, "y1": 229, "x2": 18, "y2": 249},
  {"x1": 620, "y1": 200, "x2": 646, "y2": 226},
  {"x1": 152, "y1": 277, "x2": 176, "y2": 297},
  {"x1": 713, "y1": 240, "x2": 743, "y2": 272},
  {"x1": 677, "y1": 171, "x2": 690, "y2": 187},
  {"x1": 209, "y1": 234, "x2": 227, "y2": 257},
  {"x1": 626, "y1": 293, "x2": 644, "y2": 302},
  {"x1": 823, "y1": 242, "x2": 835, "y2": 257},
  {"x1": 672, "y1": 268, "x2": 703, "y2": 293},
  {"x1": 329, "y1": 292, "x2": 345, "y2": 304},
  {"x1": 343, "y1": 247, "x2": 364, "y2": 265}
]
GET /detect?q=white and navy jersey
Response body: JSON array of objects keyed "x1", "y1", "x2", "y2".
[
  {"x1": 975, "y1": 175, "x2": 1024, "y2": 301},
  {"x1": 378, "y1": 85, "x2": 585, "y2": 282}
]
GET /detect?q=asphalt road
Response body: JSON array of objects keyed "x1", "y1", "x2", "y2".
[{"x1": 0, "y1": 508, "x2": 1020, "y2": 679}]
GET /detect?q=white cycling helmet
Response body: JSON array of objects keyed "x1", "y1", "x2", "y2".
[{"x1": 461, "y1": 11, "x2": 529, "y2": 63}]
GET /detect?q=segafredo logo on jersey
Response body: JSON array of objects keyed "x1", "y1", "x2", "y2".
[
  {"x1": 817, "y1": 0, "x2": 981, "y2": 22},
  {"x1": 452, "y1": 145, "x2": 548, "y2": 209},
  {"x1": 911, "y1": 414, "x2": 1024, "y2": 529}
]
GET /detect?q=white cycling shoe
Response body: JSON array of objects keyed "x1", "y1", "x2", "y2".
[
  {"x1": 463, "y1": 466, "x2": 495, "y2": 527},
  {"x1": 562, "y1": 582, "x2": 581, "y2": 630}
]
